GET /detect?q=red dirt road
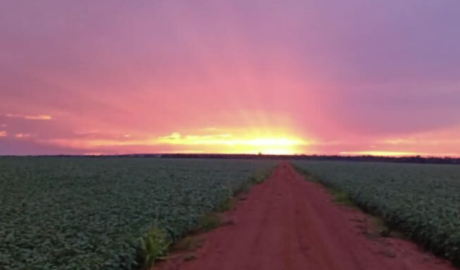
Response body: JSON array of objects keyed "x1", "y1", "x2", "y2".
[{"x1": 159, "y1": 162, "x2": 455, "y2": 270}]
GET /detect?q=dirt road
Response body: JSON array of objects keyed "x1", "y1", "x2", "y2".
[{"x1": 159, "y1": 162, "x2": 455, "y2": 270}]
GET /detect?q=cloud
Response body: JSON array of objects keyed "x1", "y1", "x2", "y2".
[
  {"x1": 157, "y1": 132, "x2": 235, "y2": 145},
  {"x1": 379, "y1": 126, "x2": 460, "y2": 146},
  {"x1": 14, "y1": 133, "x2": 32, "y2": 139},
  {"x1": 340, "y1": 151, "x2": 460, "y2": 158},
  {"x1": 0, "y1": 131, "x2": 7, "y2": 137},
  {"x1": 310, "y1": 125, "x2": 460, "y2": 157},
  {"x1": 340, "y1": 151, "x2": 419, "y2": 157},
  {"x1": 1, "y1": 113, "x2": 52, "y2": 121},
  {"x1": 202, "y1": 127, "x2": 219, "y2": 132},
  {"x1": 157, "y1": 132, "x2": 307, "y2": 147},
  {"x1": 24, "y1": 115, "x2": 52, "y2": 120}
]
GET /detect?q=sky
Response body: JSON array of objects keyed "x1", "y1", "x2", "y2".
[{"x1": 1, "y1": 0, "x2": 460, "y2": 156}]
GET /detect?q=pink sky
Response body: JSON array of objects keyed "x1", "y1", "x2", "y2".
[{"x1": 1, "y1": 0, "x2": 460, "y2": 156}]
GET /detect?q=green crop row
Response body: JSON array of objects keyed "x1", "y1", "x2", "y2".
[
  {"x1": 0, "y1": 157, "x2": 274, "y2": 270},
  {"x1": 293, "y1": 161, "x2": 460, "y2": 266}
]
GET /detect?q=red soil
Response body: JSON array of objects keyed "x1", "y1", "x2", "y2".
[{"x1": 158, "y1": 162, "x2": 456, "y2": 270}]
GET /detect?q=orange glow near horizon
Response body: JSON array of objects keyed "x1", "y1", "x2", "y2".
[
  {"x1": 43, "y1": 130, "x2": 311, "y2": 155},
  {"x1": 340, "y1": 151, "x2": 419, "y2": 157},
  {"x1": 4, "y1": 117, "x2": 460, "y2": 157},
  {"x1": 2, "y1": 108, "x2": 460, "y2": 156},
  {"x1": 340, "y1": 151, "x2": 460, "y2": 158}
]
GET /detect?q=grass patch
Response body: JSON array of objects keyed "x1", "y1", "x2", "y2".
[
  {"x1": 218, "y1": 197, "x2": 235, "y2": 212},
  {"x1": 292, "y1": 166, "x2": 321, "y2": 183},
  {"x1": 184, "y1": 254, "x2": 197, "y2": 261},
  {"x1": 294, "y1": 166, "x2": 355, "y2": 207},
  {"x1": 135, "y1": 227, "x2": 171, "y2": 270},
  {"x1": 370, "y1": 216, "x2": 392, "y2": 237},
  {"x1": 233, "y1": 182, "x2": 252, "y2": 196},
  {"x1": 196, "y1": 213, "x2": 222, "y2": 232},
  {"x1": 368, "y1": 216, "x2": 405, "y2": 239},
  {"x1": 233, "y1": 167, "x2": 273, "y2": 197},
  {"x1": 173, "y1": 236, "x2": 204, "y2": 252},
  {"x1": 250, "y1": 170, "x2": 271, "y2": 184},
  {"x1": 327, "y1": 189, "x2": 355, "y2": 207}
]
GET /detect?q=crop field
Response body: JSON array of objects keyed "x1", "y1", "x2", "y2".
[
  {"x1": 293, "y1": 161, "x2": 460, "y2": 265},
  {"x1": 0, "y1": 157, "x2": 274, "y2": 270}
]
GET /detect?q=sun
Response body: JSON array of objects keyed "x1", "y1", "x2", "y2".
[{"x1": 226, "y1": 137, "x2": 307, "y2": 155}]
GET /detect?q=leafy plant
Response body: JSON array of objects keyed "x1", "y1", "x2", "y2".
[{"x1": 135, "y1": 227, "x2": 170, "y2": 270}]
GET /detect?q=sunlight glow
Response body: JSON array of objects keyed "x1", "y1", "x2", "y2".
[
  {"x1": 44, "y1": 130, "x2": 310, "y2": 155},
  {"x1": 157, "y1": 132, "x2": 308, "y2": 154}
]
